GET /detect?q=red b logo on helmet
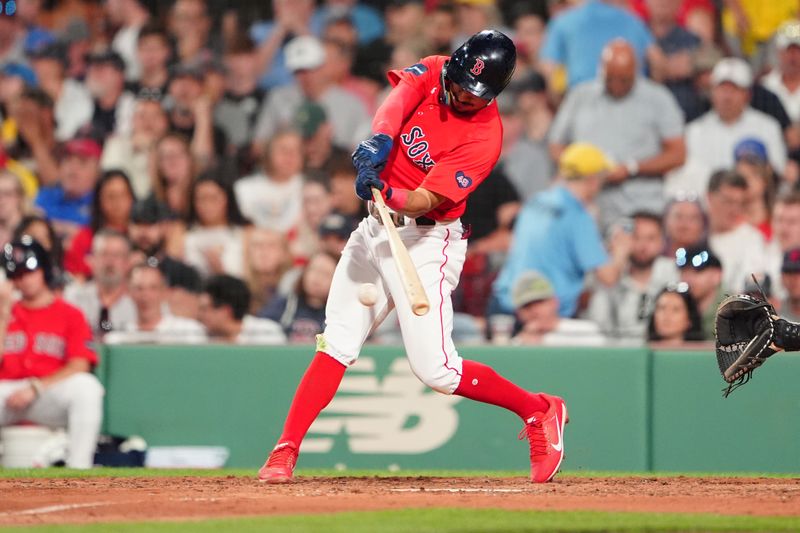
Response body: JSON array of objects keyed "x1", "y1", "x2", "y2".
[{"x1": 470, "y1": 58, "x2": 485, "y2": 76}]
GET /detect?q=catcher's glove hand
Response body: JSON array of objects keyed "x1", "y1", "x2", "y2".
[{"x1": 715, "y1": 294, "x2": 778, "y2": 397}]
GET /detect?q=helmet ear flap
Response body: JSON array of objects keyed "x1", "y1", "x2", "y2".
[{"x1": 439, "y1": 63, "x2": 451, "y2": 106}]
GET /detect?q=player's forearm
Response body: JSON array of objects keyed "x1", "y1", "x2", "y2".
[
  {"x1": 372, "y1": 82, "x2": 422, "y2": 138},
  {"x1": 385, "y1": 187, "x2": 443, "y2": 218}
]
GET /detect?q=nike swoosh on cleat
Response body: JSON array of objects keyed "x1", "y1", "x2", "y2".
[{"x1": 551, "y1": 408, "x2": 565, "y2": 452}]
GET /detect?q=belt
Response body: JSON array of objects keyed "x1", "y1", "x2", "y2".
[{"x1": 367, "y1": 201, "x2": 439, "y2": 227}]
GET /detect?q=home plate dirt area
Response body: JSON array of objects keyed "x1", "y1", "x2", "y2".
[{"x1": 1, "y1": 476, "x2": 799, "y2": 525}]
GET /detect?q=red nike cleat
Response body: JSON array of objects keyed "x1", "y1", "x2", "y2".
[
  {"x1": 258, "y1": 441, "x2": 298, "y2": 483},
  {"x1": 520, "y1": 394, "x2": 568, "y2": 483}
]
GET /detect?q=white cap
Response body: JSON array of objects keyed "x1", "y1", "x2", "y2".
[
  {"x1": 284, "y1": 36, "x2": 325, "y2": 72},
  {"x1": 710, "y1": 57, "x2": 752, "y2": 89},
  {"x1": 775, "y1": 19, "x2": 800, "y2": 50}
]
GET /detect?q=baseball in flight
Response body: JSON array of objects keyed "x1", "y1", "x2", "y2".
[{"x1": 358, "y1": 283, "x2": 378, "y2": 307}]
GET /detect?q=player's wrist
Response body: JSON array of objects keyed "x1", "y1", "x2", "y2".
[{"x1": 385, "y1": 188, "x2": 408, "y2": 211}]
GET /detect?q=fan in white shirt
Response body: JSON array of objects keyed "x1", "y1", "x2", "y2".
[
  {"x1": 706, "y1": 170, "x2": 768, "y2": 293},
  {"x1": 183, "y1": 174, "x2": 250, "y2": 278},
  {"x1": 235, "y1": 130, "x2": 304, "y2": 232},
  {"x1": 674, "y1": 58, "x2": 786, "y2": 197},
  {"x1": 105, "y1": 261, "x2": 206, "y2": 344}
]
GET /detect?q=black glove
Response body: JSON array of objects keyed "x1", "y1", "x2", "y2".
[
  {"x1": 354, "y1": 167, "x2": 392, "y2": 202},
  {"x1": 352, "y1": 133, "x2": 393, "y2": 172},
  {"x1": 715, "y1": 294, "x2": 778, "y2": 396}
]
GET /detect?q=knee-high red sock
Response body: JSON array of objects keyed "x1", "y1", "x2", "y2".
[
  {"x1": 278, "y1": 351, "x2": 347, "y2": 445},
  {"x1": 454, "y1": 359, "x2": 549, "y2": 419}
]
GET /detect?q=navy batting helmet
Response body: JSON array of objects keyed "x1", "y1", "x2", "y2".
[
  {"x1": 3, "y1": 235, "x2": 53, "y2": 284},
  {"x1": 444, "y1": 30, "x2": 516, "y2": 101}
]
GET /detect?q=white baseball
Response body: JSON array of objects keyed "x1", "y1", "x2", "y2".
[{"x1": 358, "y1": 283, "x2": 378, "y2": 307}]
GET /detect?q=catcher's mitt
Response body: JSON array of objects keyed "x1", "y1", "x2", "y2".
[{"x1": 714, "y1": 294, "x2": 778, "y2": 397}]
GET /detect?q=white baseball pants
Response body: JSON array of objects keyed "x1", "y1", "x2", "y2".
[
  {"x1": 0, "y1": 372, "x2": 104, "y2": 468},
  {"x1": 321, "y1": 215, "x2": 468, "y2": 394}
]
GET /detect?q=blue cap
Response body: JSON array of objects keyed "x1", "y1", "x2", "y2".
[
  {"x1": 734, "y1": 137, "x2": 768, "y2": 164},
  {"x1": 1, "y1": 63, "x2": 37, "y2": 87},
  {"x1": 23, "y1": 28, "x2": 57, "y2": 55}
]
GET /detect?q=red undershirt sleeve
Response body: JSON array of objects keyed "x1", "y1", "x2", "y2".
[{"x1": 371, "y1": 81, "x2": 425, "y2": 138}]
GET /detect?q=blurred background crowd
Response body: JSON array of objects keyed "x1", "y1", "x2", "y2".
[{"x1": 1, "y1": 0, "x2": 799, "y2": 348}]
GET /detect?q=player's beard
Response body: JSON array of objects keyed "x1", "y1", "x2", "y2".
[
  {"x1": 449, "y1": 95, "x2": 489, "y2": 115},
  {"x1": 441, "y1": 76, "x2": 483, "y2": 116}
]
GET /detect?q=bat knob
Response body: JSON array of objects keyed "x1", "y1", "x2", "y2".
[{"x1": 412, "y1": 302, "x2": 430, "y2": 316}]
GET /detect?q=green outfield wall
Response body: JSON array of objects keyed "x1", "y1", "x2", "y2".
[{"x1": 98, "y1": 344, "x2": 800, "y2": 473}]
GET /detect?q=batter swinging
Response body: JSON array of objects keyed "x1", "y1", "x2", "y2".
[{"x1": 259, "y1": 30, "x2": 568, "y2": 483}]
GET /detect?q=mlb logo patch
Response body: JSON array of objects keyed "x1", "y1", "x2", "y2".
[
  {"x1": 455, "y1": 171, "x2": 472, "y2": 189},
  {"x1": 404, "y1": 63, "x2": 428, "y2": 76}
]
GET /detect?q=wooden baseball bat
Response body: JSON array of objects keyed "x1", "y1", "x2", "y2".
[{"x1": 371, "y1": 188, "x2": 430, "y2": 316}]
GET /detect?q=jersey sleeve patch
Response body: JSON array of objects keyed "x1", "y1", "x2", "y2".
[
  {"x1": 403, "y1": 63, "x2": 428, "y2": 76},
  {"x1": 455, "y1": 171, "x2": 473, "y2": 189}
]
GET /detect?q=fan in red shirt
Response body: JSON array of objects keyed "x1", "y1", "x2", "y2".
[
  {"x1": 258, "y1": 31, "x2": 569, "y2": 484},
  {"x1": 0, "y1": 236, "x2": 103, "y2": 468}
]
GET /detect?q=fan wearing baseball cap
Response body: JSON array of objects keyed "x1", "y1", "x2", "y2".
[
  {"x1": 510, "y1": 270, "x2": 605, "y2": 346},
  {"x1": 493, "y1": 142, "x2": 627, "y2": 318},
  {"x1": 683, "y1": 57, "x2": 787, "y2": 192},
  {"x1": 293, "y1": 101, "x2": 350, "y2": 173},
  {"x1": 252, "y1": 35, "x2": 371, "y2": 155},
  {"x1": 733, "y1": 137, "x2": 777, "y2": 241},
  {"x1": 34, "y1": 134, "x2": 102, "y2": 245}
]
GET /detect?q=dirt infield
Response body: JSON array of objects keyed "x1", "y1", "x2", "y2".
[{"x1": 1, "y1": 475, "x2": 799, "y2": 525}]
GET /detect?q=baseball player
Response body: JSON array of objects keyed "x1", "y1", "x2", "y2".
[
  {"x1": 0, "y1": 236, "x2": 104, "y2": 468},
  {"x1": 259, "y1": 30, "x2": 568, "y2": 483}
]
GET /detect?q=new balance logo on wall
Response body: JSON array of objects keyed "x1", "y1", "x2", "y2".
[{"x1": 303, "y1": 357, "x2": 463, "y2": 454}]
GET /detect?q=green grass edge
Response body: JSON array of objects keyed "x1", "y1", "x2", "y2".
[{"x1": 3, "y1": 509, "x2": 800, "y2": 533}]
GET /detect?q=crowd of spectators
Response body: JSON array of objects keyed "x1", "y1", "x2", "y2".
[{"x1": 0, "y1": 0, "x2": 798, "y2": 352}]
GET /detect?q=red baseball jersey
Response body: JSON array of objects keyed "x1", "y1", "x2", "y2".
[
  {"x1": 383, "y1": 55, "x2": 503, "y2": 220},
  {"x1": 0, "y1": 298, "x2": 97, "y2": 380}
]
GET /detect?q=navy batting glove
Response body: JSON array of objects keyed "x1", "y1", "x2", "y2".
[
  {"x1": 352, "y1": 133, "x2": 393, "y2": 172},
  {"x1": 355, "y1": 168, "x2": 393, "y2": 201}
]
